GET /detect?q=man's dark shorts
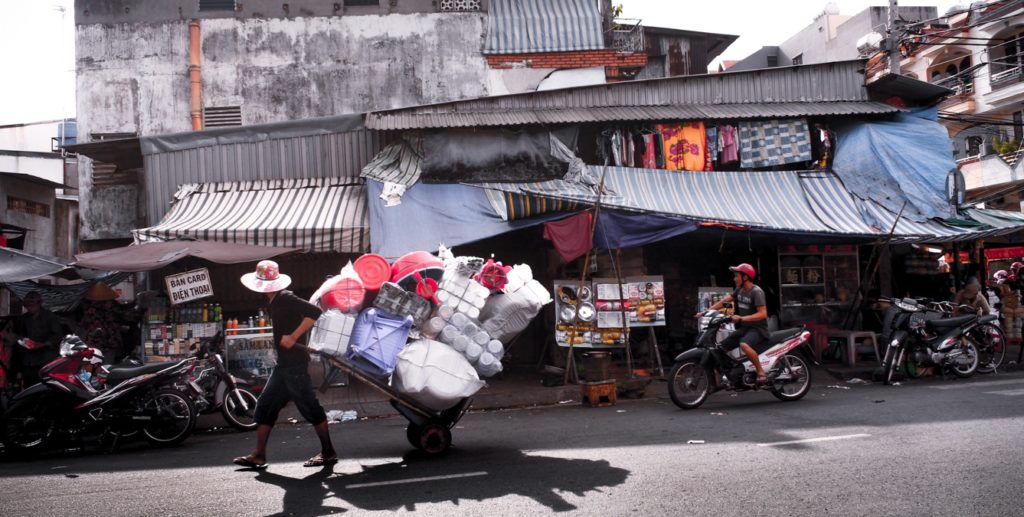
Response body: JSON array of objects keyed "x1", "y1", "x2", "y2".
[
  {"x1": 253, "y1": 365, "x2": 328, "y2": 426},
  {"x1": 720, "y1": 328, "x2": 767, "y2": 352}
]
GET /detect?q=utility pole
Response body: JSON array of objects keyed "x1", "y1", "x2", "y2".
[{"x1": 888, "y1": 0, "x2": 900, "y2": 74}]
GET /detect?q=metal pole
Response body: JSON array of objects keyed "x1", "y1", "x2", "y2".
[{"x1": 888, "y1": 0, "x2": 901, "y2": 74}]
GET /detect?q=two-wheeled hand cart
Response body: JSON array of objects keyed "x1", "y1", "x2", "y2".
[{"x1": 309, "y1": 347, "x2": 471, "y2": 456}]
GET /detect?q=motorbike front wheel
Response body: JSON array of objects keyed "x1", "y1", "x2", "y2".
[
  {"x1": 668, "y1": 361, "x2": 711, "y2": 410},
  {"x1": 973, "y1": 323, "x2": 1006, "y2": 374},
  {"x1": 879, "y1": 342, "x2": 904, "y2": 385},
  {"x1": 770, "y1": 354, "x2": 811, "y2": 402},
  {"x1": 1, "y1": 397, "x2": 56, "y2": 454},
  {"x1": 222, "y1": 387, "x2": 259, "y2": 431},
  {"x1": 141, "y1": 389, "x2": 196, "y2": 447}
]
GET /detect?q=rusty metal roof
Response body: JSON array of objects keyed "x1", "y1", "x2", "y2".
[
  {"x1": 367, "y1": 102, "x2": 898, "y2": 130},
  {"x1": 366, "y1": 60, "x2": 892, "y2": 130}
]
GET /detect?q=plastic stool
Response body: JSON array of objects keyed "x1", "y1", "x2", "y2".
[{"x1": 823, "y1": 330, "x2": 880, "y2": 367}]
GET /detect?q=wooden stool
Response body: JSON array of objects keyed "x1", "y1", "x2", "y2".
[{"x1": 580, "y1": 380, "x2": 617, "y2": 407}]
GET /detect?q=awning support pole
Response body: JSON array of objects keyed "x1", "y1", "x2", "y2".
[{"x1": 843, "y1": 202, "x2": 906, "y2": 330}]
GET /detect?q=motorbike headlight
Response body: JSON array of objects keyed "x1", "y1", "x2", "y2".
[{"x1": 895, "y1": 299, "x2": 920, "y2": 312}]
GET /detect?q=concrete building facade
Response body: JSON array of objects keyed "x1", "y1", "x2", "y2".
[{"x1": 73, "y1": 0, "x2": 734, "y2": 245}]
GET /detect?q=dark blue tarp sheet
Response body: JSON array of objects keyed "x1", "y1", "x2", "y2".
[
  {"x1": 832, "y1": 107, "x2": 955, "y2": 223},
  {"x1": 367, "y1": 180, "x2": 563, "y2": 259},
  {"x1": 594, "y1": 210, "x2": 697, "y2": 249}
]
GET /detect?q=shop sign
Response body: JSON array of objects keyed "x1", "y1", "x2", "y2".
[
  {"x1": 985, "y1": 246, "x2": 1024, "y2": 261},
  {"x1": 165, "y1": 268, "x2": 214, "y2": 305}
]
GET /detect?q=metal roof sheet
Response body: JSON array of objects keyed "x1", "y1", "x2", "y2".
[{"x1": 367, "y1": 101, "x2": 899, "y2": 130}]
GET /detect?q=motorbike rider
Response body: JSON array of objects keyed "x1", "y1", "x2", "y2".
[{"x1": 696, "y1": 264, "x2": 769, "y2": 384}]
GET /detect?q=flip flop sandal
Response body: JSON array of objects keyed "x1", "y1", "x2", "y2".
[
  {"x1": 233, "y1": 456, "x2": 268, "y2": 469},
  {"x1": 303, "y1": 454, "x2": 339, "y2": 468}
]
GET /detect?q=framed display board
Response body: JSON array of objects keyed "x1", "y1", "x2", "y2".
[{"x1": 624, "y1": 276, "x2": 666, "y2": 327}]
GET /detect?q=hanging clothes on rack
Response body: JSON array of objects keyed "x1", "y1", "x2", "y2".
[
  {"x1": 719, "y1": 124, "x2": 738, "y2": 164},
  {"x1": 705, "y1": 125, "x2": 719, "y2": 171},
  {"x1": 738, "y1": 119, "x2": 812, "y2": 169},
  {"x1": 657, "y1": 122, "x2": 706, "y2": 171},
  {"x1": 654, "y1": 131, "x2": 665, "y2": 169},
  {"x1": 642, "y1": 132, "x2": 657, "y2": 168}
]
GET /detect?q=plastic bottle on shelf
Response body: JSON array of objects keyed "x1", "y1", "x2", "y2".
[
  {"x1": 202, "y1": 304, "x2": 209, "y2": 323},
  {"x1": 258, "y1": 310, "x2": 266, "y2": 329}
]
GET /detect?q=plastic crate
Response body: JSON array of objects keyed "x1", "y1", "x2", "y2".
[
  {"x1": 373, "y1": 282, "x2": 433, "y2": 328},
  {"x1": 348, "y1": 308, "x2": 413, "y2": 377},
  {"x1": 308, "y1": 310, "x2": 356, "y2": 358}
]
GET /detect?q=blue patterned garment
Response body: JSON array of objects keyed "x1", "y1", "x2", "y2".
[{"x1": 738, "y1": 119, "x2": 812, "y2": 168}]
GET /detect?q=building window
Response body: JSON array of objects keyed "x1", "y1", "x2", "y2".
[
  {"x1": 7, "y1": 197, "x2": 50, "y2": 218},
  {"x1": 766, "y1": 54, "x2": 778, "y2": 67},
  {"x1": 203, "y1": 106, "x2": 243, "y2": 128},
  {"x1": 791, "y1": 54, "x2": 803, "y2": 66},
  {"x1": 344, "y1": 0, "x2": 379, "y2": 6},
  {"x1": 1015, "y1": 112, "x2": 1023, "y2": 143},
  {"x1": 199, "y1": 0, "x2": 236, "y2": 11},
  {"x1": 967, "y1": 136, "x2": 984, "y2": 156}
]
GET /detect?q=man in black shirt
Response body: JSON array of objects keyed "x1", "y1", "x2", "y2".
[
  {"x1": 11, "y1": 291, "x2": 63, "y2": 386},
  {"x1": 233, "y1": 261, "x2": 336, "y2": 469},
  {"x1": 696, "y1": 264, "x2": 769, "y2": 384}
]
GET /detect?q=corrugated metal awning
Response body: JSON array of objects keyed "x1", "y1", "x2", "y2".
[
  {"x1": 484, "y1": 0, "x2": 605, "y2": 54},
  {"x1": 360, "y1": 138, "x2": 424, "y2": 187},
  {"x1": 366, "y1": 102, "x2": 900, "y2": 130},
  {"x1": 134, "y1": 179, "x2": 369, "y2": 253}
]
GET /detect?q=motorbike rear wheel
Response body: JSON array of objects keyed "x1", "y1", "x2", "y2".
[
  {"x1": 1, "y1": 397, "x2": 56, "y2": 454},
  {"x1": 950, "y1": 341, "x2": 980, "y2": 378},
  {"x1": 668, "y1": 361, "x2": 711, "y2": 410},
  {"x1": 770, "y1": 354, "x2": 811, "y2": 402},
  {"x1": 141, "y1": 389, "x2": 196, "y2": 447},
  {"x1": 222, "y1": 387, "x2": 259, "y2": 431}
]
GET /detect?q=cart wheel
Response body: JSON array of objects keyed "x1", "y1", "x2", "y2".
[{"x1": 407, "y1": 421, "x2": 451, "y2": 455}]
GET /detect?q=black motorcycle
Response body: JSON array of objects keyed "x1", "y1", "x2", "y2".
[
  {"x1": 668, "y1": 310, "x2": 814, "y2": 409},
  {"x1": 183, "y1": 335, "x2": 259, "y2": 431},
  {"x1": 2, "y1": 335, "x2": 198, "y2": 455},
  {"x1": 877, "y1": 297, "x2": 998, "y2": 385}
]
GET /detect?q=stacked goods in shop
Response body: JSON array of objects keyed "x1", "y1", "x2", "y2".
[
  {"x1": 308, "y1": 309, "x2": 356, "y2": 358},
  {"x1": 392, "y1": 340, "x2": 485, "y2": 411}
]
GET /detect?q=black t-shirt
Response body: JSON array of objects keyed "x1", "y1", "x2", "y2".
[
  {"x1": 268, "y1": 290, "x2": 323, "y2": 368},
  {"x1": 733, "y1": 285, "x2": 768, "y2": 333}
]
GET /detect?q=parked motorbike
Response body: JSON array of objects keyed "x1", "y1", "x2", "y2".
[
  {"x1": 876, "y1": 297, "x2": 997, "y2": 385},
  {"x1": 668, "y1": 311, "x2": 814, "y2": 409},
  {"x1": 182, "y1": 334, "x2": 259, "y2": 431},
  {"x1": 1, "y1": 335, "x2": 198, "y2": 455}
]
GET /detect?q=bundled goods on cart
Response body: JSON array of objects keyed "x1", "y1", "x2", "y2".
[{"x1": 307, "y1": 248, "x2": 552, "y2": 411}]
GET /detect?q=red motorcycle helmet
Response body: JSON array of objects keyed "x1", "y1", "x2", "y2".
[
  {"x1": 729, "y1": 263, "x2": 756, "y2": 280},
  {"x1": 1012, "y1": 261, "x2": 1024, "y2": 273}
]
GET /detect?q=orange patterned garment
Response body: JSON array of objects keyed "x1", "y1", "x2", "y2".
[{"x1": 656, "y1": 122, "x2": 706, "y2": 171}]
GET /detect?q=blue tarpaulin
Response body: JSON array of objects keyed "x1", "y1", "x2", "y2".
[
  {"x1": 366, "y1": 180, "x2": 562, "y2": 259},
  {"x1": 594, "y1": 210, "x2": 697, "y2": 250},
  {"x1": 832, "y1": 107, "x2": 955, "y2": 223}
]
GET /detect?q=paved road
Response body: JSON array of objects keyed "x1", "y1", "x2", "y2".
[{"x1": 2, "y1": 372, "x2": 1023, "y2": 516}]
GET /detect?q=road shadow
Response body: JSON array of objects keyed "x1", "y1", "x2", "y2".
[{"x1": 251, "y1": 447, "x2": 630, "y2": 514}]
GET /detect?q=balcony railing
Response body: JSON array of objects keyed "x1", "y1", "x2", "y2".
[
  {"x1": 990, "y1": 64, "x2": 1023, "y2": 89},
  {"x1": 610, "y1": 18, "x2": 644, "y2": 53}
]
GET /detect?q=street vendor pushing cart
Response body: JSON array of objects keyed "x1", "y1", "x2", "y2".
[{"x1": 233, "y1": 260, "x2": 338, "y2": 469}]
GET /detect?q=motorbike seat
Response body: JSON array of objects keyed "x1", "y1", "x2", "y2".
[
  {"x1": 926, "y1": 315, "x2": 975, "y2": 329},
  {"x1": 769, "y1": 328, "x2": 803, "y2": 344},
  {"x1": 105, "y1": 361, "x2": 186, "y2": 384}
]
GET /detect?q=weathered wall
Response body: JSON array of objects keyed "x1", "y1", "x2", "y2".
[
  {"x1": 75, "y1": 12, "x2": 497, "y2": 240},
  {"x1": 0, "y1": 177, "x2": 57, "y2": 255}
]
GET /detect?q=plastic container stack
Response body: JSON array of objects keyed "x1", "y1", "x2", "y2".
[
  {"x1": 308, "y1": 309, "x2": 356, "y2": 358},
  {"x1": 432, "y1": 301, "x2": 504, "y2": 378},
  {"x1": 373, "y1": 281, "x2": 433, "y2": 327},
  {"x1": 436, "y1": 274, "x2": 490, "y2": 320}
]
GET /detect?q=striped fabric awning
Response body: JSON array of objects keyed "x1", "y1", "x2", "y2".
[
  {"x1": 360, "y1": 137, "x2": 423, "y2": 187},
  {"x1": 134, "y1": 179, "x2": 369, "y2": 253},
  {"x1": 475, "y1": 166, "x2": 1024, "y2": 242},
  {"x1": 484, "y1": 0, "x2": 605, "y2": 54}
]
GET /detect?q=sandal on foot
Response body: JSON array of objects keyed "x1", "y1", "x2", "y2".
[
  {"x1": 756, "y1": 374, "x2": 768, "y2": 385},
  {"x1": 233, "y1": 455, "x2": 268, "y2": 469},
  {"x1": 303, "y1": 453, "x2": 338, "y2": 468}
]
